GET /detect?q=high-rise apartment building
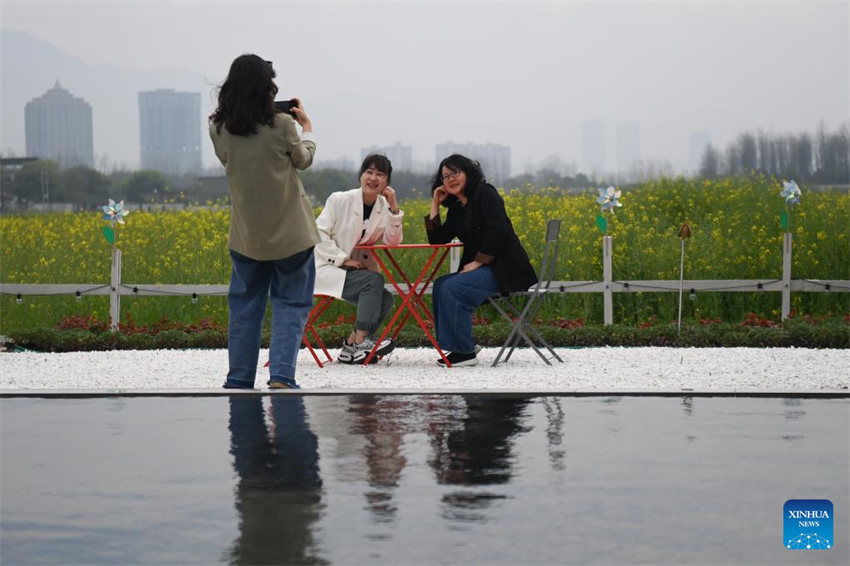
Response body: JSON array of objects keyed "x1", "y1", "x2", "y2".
[
  {"x1": 581, "y1": 120, "x2": 606, "y2": 176},
  {"x1": 689, "y1": 131, "x2": 711, "y2": 173},
  {"x1": 434, "y1": 142, "x2": 511, "y2": 184},
  {"x1": 361, "y1": 142, "x2": 413, "y2": 171},
  {"x1": 138, "y1": 89, "x2": 201, "y2": 175},
  {"x1": 616, "y1": 121, "x2": 640, "y2": 176},
  {"x1": 25, "y1": 81, "x2": 94, "y2": 168}
]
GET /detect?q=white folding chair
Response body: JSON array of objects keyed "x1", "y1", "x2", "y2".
[{"x1": 488, "y1": 219, "x2": 565, "y2": 367}]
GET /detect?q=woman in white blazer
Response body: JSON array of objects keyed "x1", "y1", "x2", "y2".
[{"x1": 314, "y1": 154, "x2": 404, "y2": 364}]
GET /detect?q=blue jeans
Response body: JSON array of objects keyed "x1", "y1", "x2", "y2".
[
  {"x1": 225, "y1": 248, "x2": 315, "y2": 389},
  {"x1": 432, "y1": 266, "x2": 499, "y2": 354}
]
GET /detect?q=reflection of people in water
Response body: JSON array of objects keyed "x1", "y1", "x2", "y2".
[
  {"x1": 429, "y1": 396, "x2": 531, "y2": 521},
  {"x1": 348, "y1": 395, "x2": 408, "y2": 523},
  {"x1": 542, "y1": 397, "x2": 566, "y2": 471},
  {"x1": 226, "y1": 396, "x2": 326, "y2": 565}
]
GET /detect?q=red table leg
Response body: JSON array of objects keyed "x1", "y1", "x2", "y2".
[
  {"x1": 386, "y1": 247, "x2": 451, "y2": 337},
  {"x1": 363, "y1": 248, "x2": 452, "y2": 366}
]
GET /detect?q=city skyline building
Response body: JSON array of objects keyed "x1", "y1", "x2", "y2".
[
  {"x1": 24, "y1": 81, "x2": 94, "y2": 168},
  {"x1": 689, "y1": 131, "x2": 712, "y2": 173},
  {"x1": 581, "y1": 120, "x2": 606, "y2": 176},
  {"x1": 616, "y1": 121, "x2": 640, "y2": 176},
  {"x1": 138, "y1": 89, "x2": 201, "y2": 175},
  {"x1": 434, "y1": 142, "x2": 511, "y2": 184},
  {"x1": 361, "y1": 142, "x2": 413, "y2": 172}
]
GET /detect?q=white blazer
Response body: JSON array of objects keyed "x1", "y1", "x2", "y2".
[{"x1": 313, "y1": 187, "x2": 404, "y2": 298}]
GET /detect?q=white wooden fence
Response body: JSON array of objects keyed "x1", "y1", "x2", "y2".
[{"x1": 1, "y1": 235, "x2": 847, "y2": 330}]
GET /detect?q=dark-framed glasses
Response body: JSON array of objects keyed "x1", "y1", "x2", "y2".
[{"x1": 441, "y1": 170, "x2": 461, "y2": 183}]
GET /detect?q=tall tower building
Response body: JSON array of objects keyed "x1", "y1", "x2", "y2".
[
  {"x1": 361, "y1": 142, "x2": 413, "y2": 171},
  {"x1": 138, "y1": 89, "x2": 201, "y2": 175},
  {"x1": 616, "y1": 121, "x2": 640, "y2": 176},
  {"x1": 689, "y1": 131, "x2": 711, "y2": 173},
  {"x1": 581, "y1": 120, "x2": 606, "y2": 177},
  {"x1": 434, "y1": 142, "x2": 511, "y2": 184},
  {"x1": 25, "y1": 81, "x2": 94, "y2": 168}
]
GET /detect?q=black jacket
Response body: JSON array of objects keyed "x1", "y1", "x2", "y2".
[{"x1": 425, "y1": 182, "x2": 537, "y2": 295}]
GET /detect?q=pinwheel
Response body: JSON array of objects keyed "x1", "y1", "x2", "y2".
[
  {"x1": 102, "y1": 199, "x2": 130, "y2": 224},
  {"x1": 780, "y1": 180, "x2": 801, "y2": 207},
  {"x1": 101, "y1": 199, "x2": 130, "y2": 245},
  {"x1": 596, "y1": 186, "x2": 623, "y2": 214},
  {"x1": 595, "y1": 186, "x2": 624, "y2": 235},
  {"x1": 779, "y1": 180, "x2": 801, "y2": 232}
]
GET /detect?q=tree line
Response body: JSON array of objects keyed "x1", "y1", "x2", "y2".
[
  {"x1": 699, "y1": 123, "x2": 848, "y2": 183},
  {"x1": 1, "y1": 160, "x2": 178, "y2": 209},
  {"x1": 1, "y1": 161, "x2": 593, "y2": 210},
  {"x1": 3, "y1": 123, "x2": 845, "y2": 211}
]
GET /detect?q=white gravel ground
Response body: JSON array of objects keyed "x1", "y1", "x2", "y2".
[{"x1": 1, "y1": 346, "x2": 848, "y2": 392}]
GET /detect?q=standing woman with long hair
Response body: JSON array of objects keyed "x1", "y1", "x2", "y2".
[{"x1": 210, "y1": 54, "x2": 320, "y2": 389}]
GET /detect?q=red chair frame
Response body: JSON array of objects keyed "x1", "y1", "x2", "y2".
[{"x1": 302, "y1": 295, "x2": 335, "y2": 368}]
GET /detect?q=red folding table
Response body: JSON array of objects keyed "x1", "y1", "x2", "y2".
[{"x1": 355, "y1": 243, "x2": 462, "y2": 367}]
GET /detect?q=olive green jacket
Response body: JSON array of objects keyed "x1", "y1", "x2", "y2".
[{"x1": 210, "y1": 113, "x2": 320, "y2": 260}]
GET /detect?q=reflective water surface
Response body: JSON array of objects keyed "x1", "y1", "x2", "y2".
[{"x1": 1, "y1": 395, "x2": 848, "y2": 565}]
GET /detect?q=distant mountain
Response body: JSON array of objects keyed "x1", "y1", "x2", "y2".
[{"x1": 0, "y1": 30, "x2": 215, "y2": 169}]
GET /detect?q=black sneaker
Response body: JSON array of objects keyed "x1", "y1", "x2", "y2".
[
  {"x1": 437, "y1": 351, "x2": 479, "y2": 367},
  {"x1": 338, "y1": 337, "x2": 395, "y2": 365},
  {"x1": 435, "y1": 344, "x2": 481, "y2": 363}
]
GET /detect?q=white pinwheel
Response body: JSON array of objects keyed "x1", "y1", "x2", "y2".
[
  {"x1": 596, "y1": 186, "x2": 623, "y2": 214},
  {"x1": 101, "y1": 199, "x2": 130, "y2": 225},
  {"x1": 780, "y1": 180, "x2": 801, "y2": 207}
]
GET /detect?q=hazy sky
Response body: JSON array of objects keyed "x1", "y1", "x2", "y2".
[{"x1": 1, "y1": 0, "x2": 847, "y2": 175}]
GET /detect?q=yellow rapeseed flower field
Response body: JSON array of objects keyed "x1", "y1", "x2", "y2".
[{"x1": 1, "y1": 176, "x2": 847, "y2": 331}]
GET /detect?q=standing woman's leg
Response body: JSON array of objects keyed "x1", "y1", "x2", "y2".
[
  {"x1": 267, "y1": 247, "x2": 316, "y2": 387},
  {"x1": 225, "y1": 250, "x2": 273, "y2": 389}
]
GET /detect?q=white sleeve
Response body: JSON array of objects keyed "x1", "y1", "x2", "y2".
[
  {"x1": 382, "y1": 204, "x2": 404, "y2": 245},
  {"x1": 314, "y1": 194, "x2": 351, "y2": 267}
]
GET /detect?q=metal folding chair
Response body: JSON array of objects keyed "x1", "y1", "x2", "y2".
[
  {"x1": 488, "y1": 219, "x2": 565, "y2": 367},
  {"x1": 301, "y1": 295, "x2": 335, "y2": 368}
]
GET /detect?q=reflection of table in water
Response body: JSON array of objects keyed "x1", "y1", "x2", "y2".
[{"x1": 355, "y1": 243, "x2": 462, "y2": 366}]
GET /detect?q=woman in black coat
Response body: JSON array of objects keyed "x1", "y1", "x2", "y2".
[{"x1": 425, "y1": 154, "x2": 537, "y2": 367}]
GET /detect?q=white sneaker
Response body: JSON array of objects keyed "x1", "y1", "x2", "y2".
[{"x1": 338, "y1": 338, "x2": 395, "y2": 364}]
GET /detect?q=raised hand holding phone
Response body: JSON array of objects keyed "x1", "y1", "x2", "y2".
[{"x1": 288, "y1": 98, "x2": 312, "y2": 132}]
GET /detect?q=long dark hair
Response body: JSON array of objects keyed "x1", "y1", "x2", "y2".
[
  {"x1": 430, "y1": 154, "x2": 485, "y2": 206},
  {"x1": 210, "y1": 54, "x2": 278, "y2": 136}
]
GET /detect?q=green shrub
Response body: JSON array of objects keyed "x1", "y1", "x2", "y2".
[{"x1": 6, "y1": 315, "x2": 848, "y2": 352}]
